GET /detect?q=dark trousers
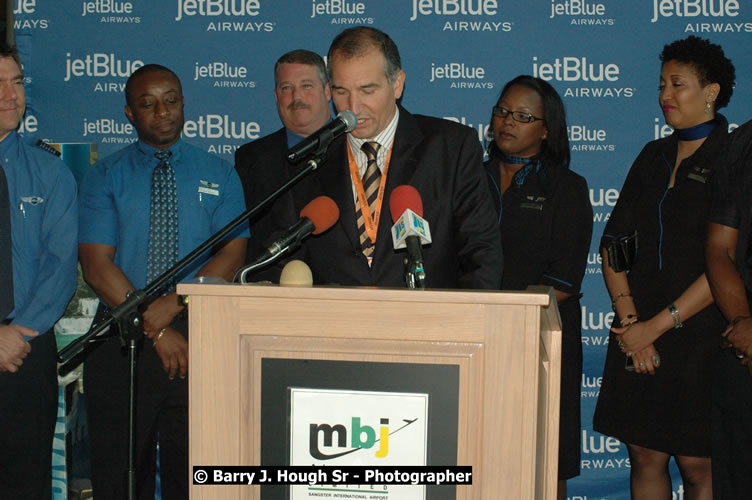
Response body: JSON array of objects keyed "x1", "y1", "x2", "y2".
[
  {"x1": 0, "y1": 331, "x2": 57, "y2": 500},
  {"x1": 85, "y1": 317, "x2": 188, "y2": 500},
  {"x1": 712, "y1": 347, "x2": 752, "y2": 499}
]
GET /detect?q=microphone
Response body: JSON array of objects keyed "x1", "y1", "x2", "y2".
[
  {"x1": 389, "y1": 185, "x2": 432, "y2": 289},
  {"x1": 279, "y1": 260, "x2": 313, "y2": 287},
  {"x1": 237, "y1": 196, "x2": 339, "y2": 284},
  {"x1": 256, "y1": 195, "x2": 339, "y2": 264},
  {"x1": 287, "y1": 110, "x2": 357, "y2": 163}
]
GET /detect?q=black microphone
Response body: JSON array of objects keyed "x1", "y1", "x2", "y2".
[{"x1": 286, "y1": 110, "x2": 357, "y2": 163}]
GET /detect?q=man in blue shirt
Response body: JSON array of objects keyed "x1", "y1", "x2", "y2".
[
  {"x1": 79, "y1": 64, "x2": 247, "y2": 499},
  {"x1": 235, "y1": 49, "x2": 332, "y2": 279},
  {"x1": 0, "y1": 44, "x2": 78, "y2": 499}
]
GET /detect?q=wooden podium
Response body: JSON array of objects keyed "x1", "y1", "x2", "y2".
[{"x1": 178, "y1": 281, "x2": 562, "y2": 500}]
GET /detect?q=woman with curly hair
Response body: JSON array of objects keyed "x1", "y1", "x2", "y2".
[{"x1": 593, "y1": 36, "x2": 736, "y2": 499}]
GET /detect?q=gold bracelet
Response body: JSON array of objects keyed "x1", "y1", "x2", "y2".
[
  {"x1": 612, "y1": 292, "x2": 632, "y2": 309},
  {"x1": 620, "y1": 314, "x2": 639, "y2": 327},
  {"x1": 153, "y1": 328, "x2": 166, "y2": 346}
]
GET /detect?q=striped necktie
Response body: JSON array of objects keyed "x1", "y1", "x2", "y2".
[
  {"x1": 0, "y1": 166, "x2": 13, "y2": 319},
  {"x1": 356, "y1": 141, "x2": 381, "y2": 257},
  {"x1": 146, "y1": 150, "x2": 179, "y2": 290}
]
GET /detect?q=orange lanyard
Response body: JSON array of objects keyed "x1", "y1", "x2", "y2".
[{"x1": 347, "y1": 142, "x2": 393, "y2": 245}]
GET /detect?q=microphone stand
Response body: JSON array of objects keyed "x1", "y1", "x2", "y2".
[
  {"x1": 57, "y1": 148, "x2": 329, "y2": 500},
  {"x1": 405, "y1": 239, "x2": 426, "y2": 290},
  {"x1": 405, "y1": 259, "x2": 426, "y2": 289}
]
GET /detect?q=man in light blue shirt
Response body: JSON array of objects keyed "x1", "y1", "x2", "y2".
[
  {"x1": 78, "y1": 64, "x2": 247, "y2": 500},
  {"x1": 0, "y1": 44, "x2": 78, "y2": 500}
]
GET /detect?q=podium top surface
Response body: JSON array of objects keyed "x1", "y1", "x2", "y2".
[{"x1": 177, "y1": 279, "x2": 552, "y2": 307}]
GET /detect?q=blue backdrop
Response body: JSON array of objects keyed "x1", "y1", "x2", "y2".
[{"x1": 15, "y1": 1, "x2": 752, "y2": 498}]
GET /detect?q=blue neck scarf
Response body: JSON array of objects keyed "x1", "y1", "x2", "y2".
[
  {"x1": 677, "y1": 119, "x2": 717, "y2": 141},
  {"x1": 500, "y1": 151, "x2": 533, "y2": 165},
  {"x1": 514, "y1": 162, "x2": 543, "y2": 187},
  {"x1": 499, "y1": 151, "x2": 541, "y2": 186}
]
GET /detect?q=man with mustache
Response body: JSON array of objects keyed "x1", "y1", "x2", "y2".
[
  {"x1": 235, "y1": 49, "x2": 332, "y2": 279},
  {"x1": 78, "y1": 64, "x2": 248, "y2": 499}
]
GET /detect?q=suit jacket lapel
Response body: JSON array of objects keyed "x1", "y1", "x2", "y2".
[{"x1": 319, "y1": 136, "x2": 361, "y2": 250}]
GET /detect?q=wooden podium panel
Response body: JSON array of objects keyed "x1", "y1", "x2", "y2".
[{"x1": 178, "y1": 282, "x2": 561, "y2": 500}]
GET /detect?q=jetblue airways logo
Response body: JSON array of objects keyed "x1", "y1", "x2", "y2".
[
  {"x1": 14, "y1": 0, "x2": 49, "y2": 30},
  {"x1": 568, "y1": 124, "x2": 614, "y2": 152},
  {"x1": 532, "y1": 56, "x2": 619, "y2": 82},
  {"x1": 175, "y1": 0, "x2": 261, "y2": 21},
  {"x1": 410, "y1": 0, "x2": 498, "y2": 20},
  {"x1": 550, "y1": 0, "x2": 605, "y2": 17},
  {"x1": 193, "y1": 61, "x2": 256, "y2": 88},
  {"x1": 81, "y1": 0, "x2": 142, "y2": 23},
  {"x1": 64, "y1": 53, "x2": 144, "y2": 82},
  {"x1": 533, "y1": 56, "x2": 634, "y2": 98},
  {"x1": 430, "y1": 62, "x2": 493, "y2": 89},
  {"x1": 409, "y1": 0, "x2": 511, "y2": 32},
  {"x1": 549, "y1": 0, "x2": 614, "y2": 25},
  {"x1": 82, "y1": 0, "x2": 134, "y2": 15},
  {"x1": 651, "y1": 0, "x2": 740, "y2": 22}
]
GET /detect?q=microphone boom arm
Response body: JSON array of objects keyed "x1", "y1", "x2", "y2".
[{"x1": 57, "y1": 149, "x2": 329, "y2": 373}]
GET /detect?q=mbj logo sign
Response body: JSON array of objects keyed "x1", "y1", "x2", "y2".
[
  {"x1": 291, "y1": 388, "x2": 428, "y2": 468},
  {"x1": 309, "y1": 417, "x2": 419, "y2": 460}
]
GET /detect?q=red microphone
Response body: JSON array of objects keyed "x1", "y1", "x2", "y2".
[
  {"x1": 389, "y1": 186, "x2": 431, "y2": 289},
  {"x1": 254, "y1": 195, "x2": 339, "y2": 264},
  {"x1": 300, "y1": 195, "x2": 340, "y2": 234},
  {"x1": 389, "y1": 184, "x2": 424, "y2": 220}
]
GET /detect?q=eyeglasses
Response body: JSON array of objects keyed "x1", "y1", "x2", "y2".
[{"x1": 492, "y1": 106, "x2": 544, "y2": 124}]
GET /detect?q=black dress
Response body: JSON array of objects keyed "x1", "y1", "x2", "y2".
[
  {"x1": 593, "y1": 116, "x2": 729, "y2": 457},
  {"x1": 485, "y1": 157, "x2": 593, "y2": 480}
]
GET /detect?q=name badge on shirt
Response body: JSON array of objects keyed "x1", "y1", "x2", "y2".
[
  {"x1": 520, "y1": 195, "x2": 545, "y2": 211},
  {"x1": 687, "y1": 166, "x2": 712, "y2": 184},
  {"x1": 198, "y1": 180, "x2": 219, "y2": 196},
  {"x1": 20, "y1": 196, "x2": 44, "y2": 205}
]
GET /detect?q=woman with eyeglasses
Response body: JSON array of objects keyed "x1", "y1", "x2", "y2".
[
  {"x1": 484, "y1": 75, "x2": 593, "y2": 499},
  {"x1": 593, "y1": 36, "x2": 735, "y2": 499}
]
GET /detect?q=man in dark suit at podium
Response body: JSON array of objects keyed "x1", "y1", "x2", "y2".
[
  {"x1": 234, "y1": 49, "x2": 332, "y2": 278},
  {"x1": 289, "y1": 26, "x2": 502, "y2": 289}
]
